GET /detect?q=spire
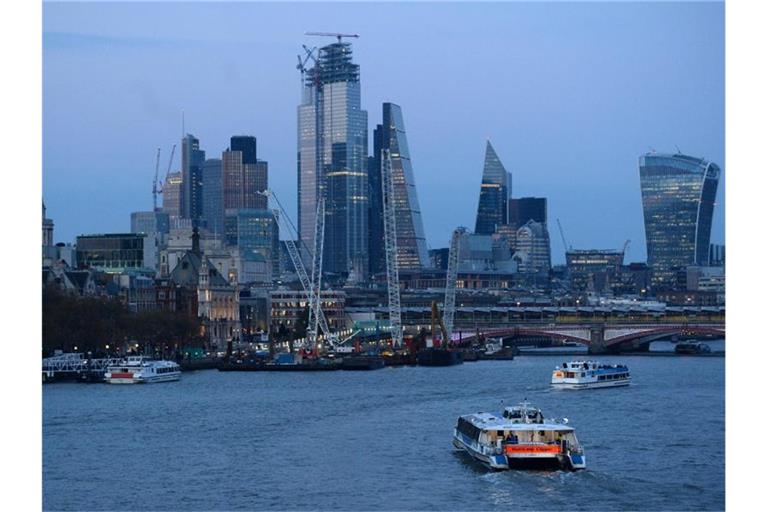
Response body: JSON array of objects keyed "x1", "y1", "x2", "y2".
[{"x1": 191, "y1": 226, "x2": 201, "y2": 256}]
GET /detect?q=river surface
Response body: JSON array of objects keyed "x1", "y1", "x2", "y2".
[{"x1": 43, "y1": 353, "x2": 724, "y2": 511}]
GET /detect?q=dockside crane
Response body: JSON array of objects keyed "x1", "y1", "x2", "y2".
[
  {"x1": 381, "y1": 150, "x2": 403, "y2": 348},
  {"x1": 306, "y1": 198, "x2": 326, "y2": 355},
  {"x1": 441, "y1": 227, "x2": 466, "y2": 346},
  {"x1": 260, "y1": 190, "x2": 338, "y2": 352}
]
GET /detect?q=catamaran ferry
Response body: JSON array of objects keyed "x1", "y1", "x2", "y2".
[
  {"x1": 452, "y1": 401, "x2": 586, "y2": 471},
  {"x1": 551, "y1": 361, "x2": 630, "y2": 389},
  {"x1": 104, "y1": 356, "x2": 181, "y2": 384}
]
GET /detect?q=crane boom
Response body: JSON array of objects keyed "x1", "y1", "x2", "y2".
[
  {"x1": 165, "y1": 144, "x2": 177, "y2": 180},
  {"x1": 442, "y1": 227, "x2": 465, "y2": 345},
  {"x1": 557, "y1": 218, "x2": 572, "y2": 252},
  {"x1": 307, "y1": 198, "x2": 325, "y2": 354},
  {"x1": 305, "y1": 31, "x2": 360, "y2": 43},
  {"x1": 381, "y1": 150, "x2": 402, "y2": 348},
  {"x1": 261, "y1": 190, "x2": 337, "y2": 349}
]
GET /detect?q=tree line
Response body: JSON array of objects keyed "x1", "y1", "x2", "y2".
[{"x1": 42, "y1": 285, "x2": 203, "y2": 357}]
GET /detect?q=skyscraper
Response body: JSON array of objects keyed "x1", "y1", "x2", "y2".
[
  {"x1": 369, "y1": 102, "x2": 430, "y2": 270},
  {"x1": 222, "y1": 136, "x2": 267, "y2": 212},
  {"x1": 474, "y1": 141, "x2": 510, "y2": 235},
  {"x1": 162, "y1": 171, "x2": 183, "y2": 219},
  {"x1": 508, "y1": 197, "x2": 547, "y2": 229},
  {"x1": 298, "y1": 41, "x2": 368, "y2": 277},
  {"x1": 202, "y1": 158, "x2": 223, "y2": 236},
  {"x1": 181, "y1": 133, "x2": 205, "y2": 222},
  {"x1": 639, "y1": 152, "x2": 720, "y2": 290}
]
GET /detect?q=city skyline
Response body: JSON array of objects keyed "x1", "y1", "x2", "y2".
[{"x1": 42, "y1": 1, "x2": 724, "y2": 263}]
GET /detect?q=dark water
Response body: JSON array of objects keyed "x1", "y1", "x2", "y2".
[{"x1": 43, "y1": 354, "x2": 724, "y2": 511}]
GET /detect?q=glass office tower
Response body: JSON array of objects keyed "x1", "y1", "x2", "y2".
[
  {"x1": 639, "y1": 153, "x2": 720, "y2": 290},
  {"x1": 297, "y1": 42, "x2": 368, "y2": 278},
  {"x1": 378, "y1": 102, "x2": 429, "y2": 270},
  {"x1": 474, "y1": 140, "x2": 510, "y2": 235},
  {"x1": 181, "y1": 133, "x2": 205, "y2": 222},
  {"x1": 202, "y1": 158, "x2": 223, "y2": 236}
]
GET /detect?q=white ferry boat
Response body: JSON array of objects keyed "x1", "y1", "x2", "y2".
[
  {"x1": 551, "y1": 361, "x2": 630, "y2": 389},
  {"x1": 104, "y1": 356, "x2": 181, "y2": 384},
  {"x1": 452, "y1": 401, "x2": 586, "y2": 471}
]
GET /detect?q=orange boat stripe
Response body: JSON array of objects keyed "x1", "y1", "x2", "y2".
[{"x1": 505, "y1": 444, "x2": 561, "y2": 454}]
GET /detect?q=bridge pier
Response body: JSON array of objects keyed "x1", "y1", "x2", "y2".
[{"x1": 588, "y1": 325, "x2": 608, "y2": 355}]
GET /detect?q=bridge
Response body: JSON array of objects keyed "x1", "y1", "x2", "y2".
[{"x1": 448, "y1": 323, "x2": 725, "y2": 354}]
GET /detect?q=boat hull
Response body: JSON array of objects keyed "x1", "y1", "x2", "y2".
[
  {"x1": 551, "y1": 378, "x2": 631, "y2": 390},
  {"x1": 105, "y1": 372, "x2": 181, "y2": 384},
  {"x1": 417, "y1": 349, "x2": 463, "y2": 366}
]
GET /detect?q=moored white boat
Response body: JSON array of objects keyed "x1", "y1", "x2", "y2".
[
  {"x1": 551, "y1": 360, "x2": 630, "y2": 390},
  {"x1": 452, "y1": 401, "x2": 586, "y2": 471},
  {"x1": 104, "y1": 356, "x2": 181, "y2": 384}
]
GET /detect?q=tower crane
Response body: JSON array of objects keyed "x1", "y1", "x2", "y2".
[
  {"x1": 442, "y1": 227, "x2": 466, "y2": 346},
  {"x1": 151, "y1": 148, "x2": 161, "y2": 211},
  {"x1": 620, "y1": 240, "x2": 631, "y2": 262},
  {"x1": 305, "y1": 32, "x2": 360, "y2": 43},
  {"x1": 381, "y1": 150, "x2": 403, "y2": 348}
]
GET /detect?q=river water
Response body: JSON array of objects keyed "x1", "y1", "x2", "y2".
[{"x1": 43, "y1": 353, "x2": 724, "y2": 511}]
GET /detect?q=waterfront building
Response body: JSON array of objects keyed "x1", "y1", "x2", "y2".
[
  {"x1": 686, "y1": 265, "x2": 725, "y2": 294},
  {"x1": 202, "y1": 158, "x2": 223, "y2": 236},
  {"x1": 75, "y1": 233, "x2": 152, "y2": 273},
  {"x1": 131, "y1": 211, "x2": 171, "y2": 273},
  {"x1": 224, "y1": 208, "x2": 279, "y2": 280},
  {"x1": 162, "y1": 171, "x2": 183, "y2": 219},
  {"x1": 297, "y1": 41, "x2": 368, "y2": 278},
  {"x1": 474, "y1": 141, "x2": 510, "y2": 235},
  {"x1": 269, "y1": 289, "x2": 347, "y2": 335},
  {"x1": 222, "y1": 136, "x2": 268, "y2": 211},
  {"x1": 181, "y1": 133, "x2": 206, "y2": 222},
  {"x1": 566, "y1": 249, "x2": 625, "y2": 294},
  {"x1": 508, "y1": 197, "x2": 547, "y2": 229},
  {"x1": 639, "y1": 152, "x2": 720, "y2": 290},
  {"x1": 168, "y1": 230, "x2": 240, "y2": 350},
  {"x1": 239, "y1": 287, "x2": 270, "y2": 342},
  {"x1": 514, "y1": 220, "x2": 551, "y2": 274}
]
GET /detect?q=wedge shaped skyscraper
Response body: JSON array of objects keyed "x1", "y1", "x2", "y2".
[
  {"x1": 474, "y1": 141, "x2": 511, "y2": 235},
  {"x1": 369, "y1": 103, "x2": 430, "y2": 272},
  {"x1": 639, "y1": 152, "x2": 720, "y2": 290}
]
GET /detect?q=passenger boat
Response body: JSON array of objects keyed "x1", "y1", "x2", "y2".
[
  {"x1": 104, "y1": 356, "x2": 181, "y2": 384},
  {"x1": 551, "y1": 360, "x2": 630, "y2": 389},
  {"x1": 675, "y1": 341, "x2": 711, "y2": 355},
  {"x1": 452, "y1": 401, "x2": 585, "y2": 471}
]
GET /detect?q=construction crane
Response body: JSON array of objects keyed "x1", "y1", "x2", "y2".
[
  {"x1": 306, "y1": 198, "x2": 325, "y2": 355},
  {"x1": 442, "y1": 227, "x2": 466, "y2": 346},
  {"x1": 381, "y1": 150, "x2": 403, "y2": 348},
  {"x1": 259, "y1": 190, "x2": 337, "y2": 351},
  {"x1": 305, "y1": 32, "x2": 360, "y2": 43},
  {"x1": 151, "y1": 148, "x2": 161, "y2": 211},
  {"x1": 556, "y1": 218, "x2": 572, "y2": 252},
  {"x1": 164, "y1": 144, "x2": 177, "y2": 186}
]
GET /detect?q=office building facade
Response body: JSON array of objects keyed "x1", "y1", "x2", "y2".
[
  {"x1": 369, "y1": 103, "x2": 430, "y2": 271},
  {"x1": 222, "y1": 136, "x2": 267, "y2": 212},
  {"x1": 224, "y1": 209, "x2": 279, "y2": 280},
  {"x1": 202, "y1": 158, "x2": 224, "y2": 236},
  {"x1": 75, "y1": 233, "x2": 151, "y2": 273},
  {"x1": 474, "y1": 140, "x2": 510, "y2": 235},
  {"x1": 162, "y1": 171, "x2": 183, "y2": 218},
  {"x1": 639, "y1": 153, "x2": 720, "y2": 290},
  {"x1": 297, "y1": 42, "x2": 368, "y2": 278},
  {"x1": 508, "y1": 197, "x2": 547, "y2": 229},
  {"x1": 181, "y1": 133, "x2": 205, "y2": 222}
]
